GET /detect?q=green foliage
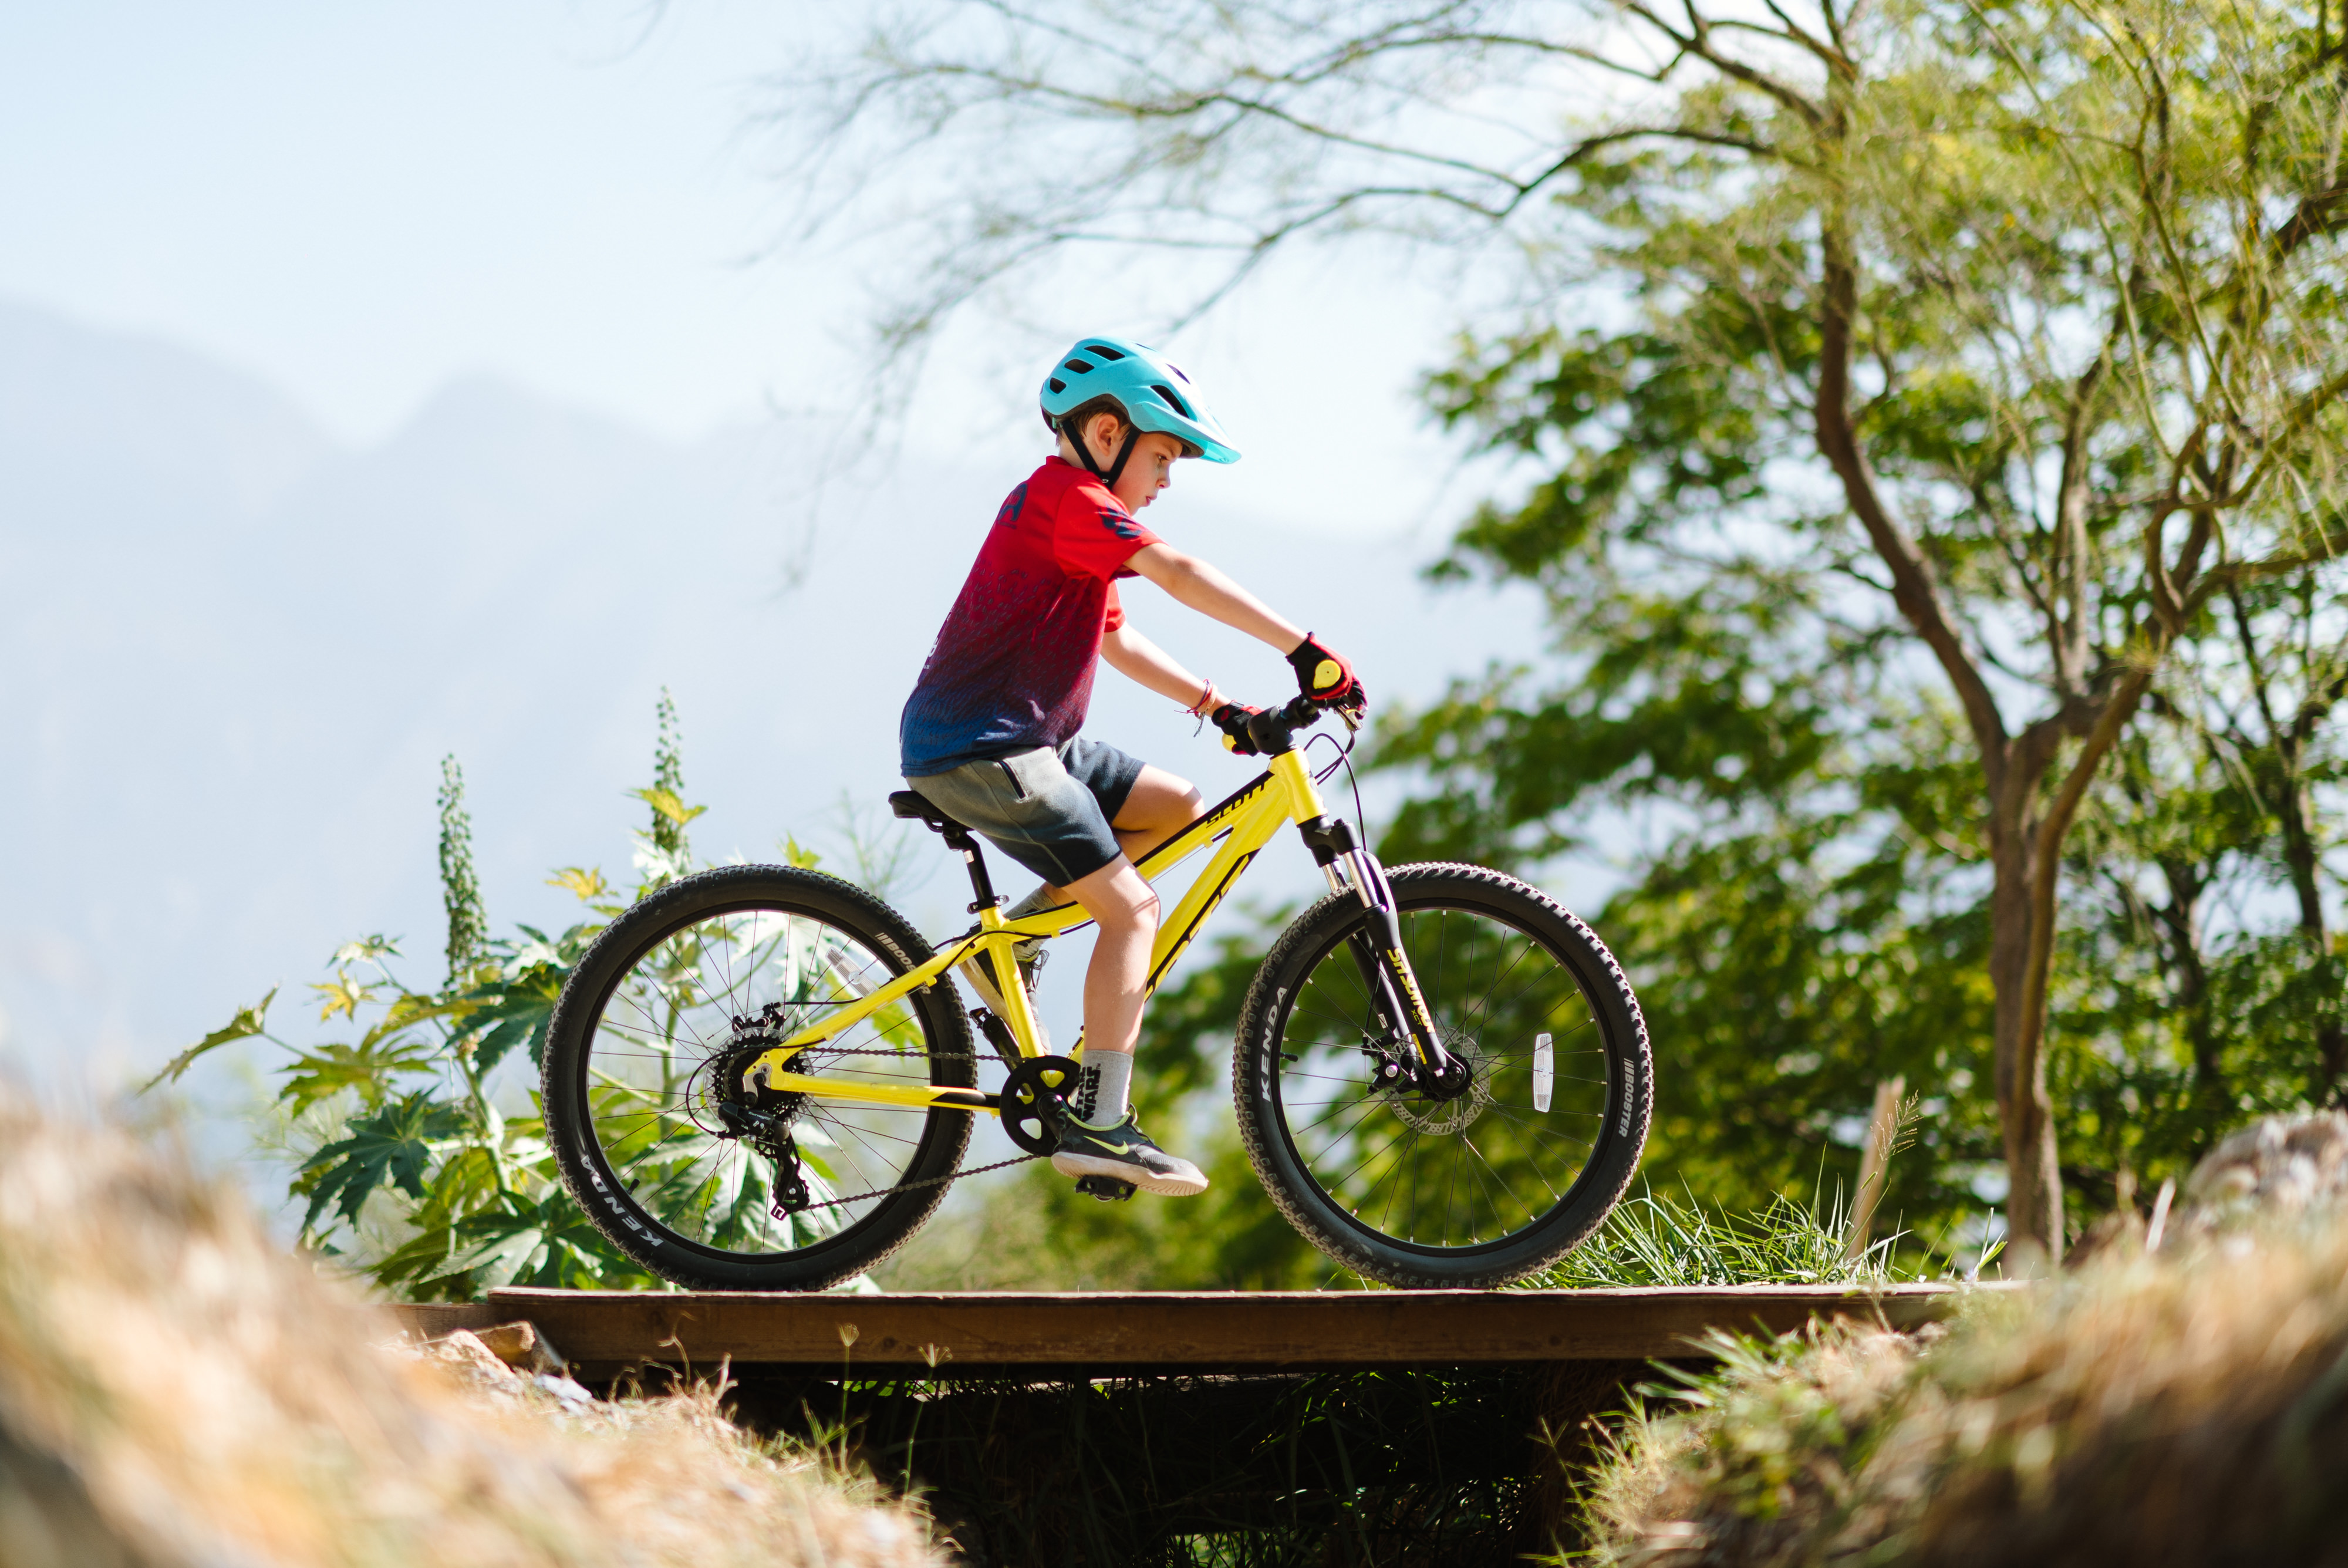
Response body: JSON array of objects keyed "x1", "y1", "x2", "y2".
[
  {"x1": 298, "y1": 1090, "x2": 467, "y2": 1232},
  {"x1": 145, "y1": 986, "x2": 277, "y2": 1091},
  {"x1": 167, "y1": 699, "x2": 737, "y2": 1300},
  {"x1": 1530, "y1": 1191, "x2": 1911, "y2": 1290},
  {"x1": 437, "y1": 755, "x2": 487, "y2": 983},
  {"x1": 633, "y1": 686, "x2": 702, "y2": 870},
  {"x1": 1378, "y1": 0, "x2": 2348, "y2": 1249}
]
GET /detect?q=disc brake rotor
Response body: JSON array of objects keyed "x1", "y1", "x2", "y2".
[{"x1": 1385, "y1": 1028, "x2": 1492, "y2": 1135}]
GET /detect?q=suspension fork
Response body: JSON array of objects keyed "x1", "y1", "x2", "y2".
[{"x1": 1297, "y1": 818, "x2": 1451, "y2": 1075}]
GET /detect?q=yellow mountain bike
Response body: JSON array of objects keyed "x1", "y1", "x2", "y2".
[{"x1": 542, "y1": 697, "x2": 1651, "y2": 1290}]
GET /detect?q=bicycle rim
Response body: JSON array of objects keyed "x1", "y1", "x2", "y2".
[
  {"x1": 1262, "y1": 887, "x2": 1621, "y2": 1257},
  {"x1": 564, "y1": 892, "x2": 964, "y2": 1267}
]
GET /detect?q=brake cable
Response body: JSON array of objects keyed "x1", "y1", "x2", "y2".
[{"x1": 1303, "y1": 726, "x2": 1371, "y2": 847}]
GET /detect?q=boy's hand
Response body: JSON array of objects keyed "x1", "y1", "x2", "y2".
[
  {"x1": 1211, "y1": 702, "x2": 1266, "y2": 755},
  {"x1": 1287, "y1": 633, "x2": 1366, "y2": 712}
]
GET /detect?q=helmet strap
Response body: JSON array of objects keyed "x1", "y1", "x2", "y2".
[
  {"x1": 1101, "y1": 425, "x2": 1142, "y2": 490},
  {"x1": 1062, "y1": 414, "x2": 1142, "y2": 492}
]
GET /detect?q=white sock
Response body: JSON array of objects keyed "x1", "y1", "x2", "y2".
[{"x1": 1076, "y1": 1051, "x2": 1134, "y2": 1128}]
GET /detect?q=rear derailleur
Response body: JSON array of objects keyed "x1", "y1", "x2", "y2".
[{"x1": 714, "y1": 1005, "x2": 813, "y2": 1217}]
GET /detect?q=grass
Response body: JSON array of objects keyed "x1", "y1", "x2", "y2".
[
  {"x1": 0, "y1": 1091, "x2": 942, "y2": 1567},
  {"x1": 1525, "y1": 1187, "x2": 1911, "y2": 1289},
  {"x1": 1571, "y1": 1199, "x2": 2348, "y2": 1565}
]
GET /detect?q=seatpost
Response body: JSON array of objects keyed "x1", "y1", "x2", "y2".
[{"x1": 942, "y1": 825, "x2": 1001, "y2": 916}]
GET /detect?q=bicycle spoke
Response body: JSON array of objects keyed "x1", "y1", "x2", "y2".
[
  {"x1": 1269, "y1": 889, "x2": 1622, "y2": 1255},
  {"x1": 566, "y1": 890, "x2": 969, "y2": 1269}
]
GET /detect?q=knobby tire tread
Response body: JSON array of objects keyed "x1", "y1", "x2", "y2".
[
  {"x1": 1232, "y1": 862, "x2": 1652, "y2": 1289},
  {"x1": 542, "y1": 863, "x2": 974, "y2": 1292}
]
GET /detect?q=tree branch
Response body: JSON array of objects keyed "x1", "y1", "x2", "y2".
[{"x1": 1814, "y1": 214, "x2": 2010, "y2": 772}]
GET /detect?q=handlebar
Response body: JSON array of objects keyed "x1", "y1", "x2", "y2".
[{"x1": 1244, "y1": 693, "x2": 1362, "y2": 757}]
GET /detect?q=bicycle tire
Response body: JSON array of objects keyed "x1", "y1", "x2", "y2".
[
  {"x1": 542, "y1": 864, "x2": 974, "y2": 1291},
  {"x1": 1233, "y1": 862, "x2": 1651, "y2": 1287}
]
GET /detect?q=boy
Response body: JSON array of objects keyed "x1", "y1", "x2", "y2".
[{"x1": 898, "y1": 335, "x2": 1364, "y2": 1196}]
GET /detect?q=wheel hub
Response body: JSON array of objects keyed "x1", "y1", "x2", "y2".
[
  {"x1": 1385, "y1": 1028, "x2": 1492, "y2": 1134},
  {"x1": 691, "y1": 1004, "x2": 809, "y2": 1144}
]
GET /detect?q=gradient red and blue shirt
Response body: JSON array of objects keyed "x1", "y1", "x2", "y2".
[{"x1": 900, "y1": 457, "x2": 1162, "y2": 775}]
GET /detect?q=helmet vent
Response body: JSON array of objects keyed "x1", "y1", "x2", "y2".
[
  {"x1": 1084, "y1": 343, "x2": 1127, "y2": 360},
  {"x1": 1048, "y1": 377, "x2": 1067, "y2": 394},
  {"x1": 1149, "y1": 383, "x2": 1194, "y2": 418},
  {"x1": 1063, "y1": 358, "x2": 1095, "y2": 375}
]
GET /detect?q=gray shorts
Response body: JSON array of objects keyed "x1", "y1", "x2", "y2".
[{"x1": 906, "y1": 738, "x2": 1146, "y2": 886}]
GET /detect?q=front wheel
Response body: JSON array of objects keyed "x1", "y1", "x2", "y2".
[{"x1": 1234, "y1": 863, "x2": 1651, "y2": 1288}]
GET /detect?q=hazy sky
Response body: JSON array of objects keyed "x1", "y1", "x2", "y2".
[{"x1": 1, "y1": 1, "x2": 1493, "y2": 536}]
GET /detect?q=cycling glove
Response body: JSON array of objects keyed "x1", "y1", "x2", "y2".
[
  {"x1": 1287, "y1": 633, "x2": 1365, "y2": 711},
  {"x1": 1211, "y1": 702, "x2": 1266, "y2": 755}
]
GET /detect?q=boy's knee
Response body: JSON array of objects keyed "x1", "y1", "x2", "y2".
[
  {"x1": 1071, "y1": 859, "x2": 1159, "y2": 932},
  {"x1": 1112, "y1": 882, "x2": 1161, "y2": 930},
  {"x1": 1097, "y1": 878, "x2": 1159, "y2": 933}
]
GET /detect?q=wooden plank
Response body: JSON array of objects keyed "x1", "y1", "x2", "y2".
[
  {"x1": 387, "y1": 1301, "x2": 506, "y2": 1338},
  {"x1": 483, "y1": 1284, "x2": 1997, "y2": 1373}
]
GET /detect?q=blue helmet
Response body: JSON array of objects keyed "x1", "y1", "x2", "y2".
[{"x1": 1039, "y1": 336, "x2": 1242, "y2": 475}]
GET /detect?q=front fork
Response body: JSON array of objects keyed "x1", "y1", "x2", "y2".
[{"x1": 1298, "y1": 818, "x2": 1451, "y2": 1077}]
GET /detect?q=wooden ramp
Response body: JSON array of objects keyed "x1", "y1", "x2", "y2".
[{"x1": 396, "y1": 1283, "x2": 1982, "y2": 1379}]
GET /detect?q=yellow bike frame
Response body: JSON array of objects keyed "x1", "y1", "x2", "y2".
[{"x1": 737, "y1": 748, "x2": 1333, "y2": 1115}]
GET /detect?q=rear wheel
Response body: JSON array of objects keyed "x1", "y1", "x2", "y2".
[
  {"x1": 542, "y1": 864, "x2": 974, "y2": 1291},
  {"x1": 1234, "y1": 863, "x2": 1651, "y2": 1287}
]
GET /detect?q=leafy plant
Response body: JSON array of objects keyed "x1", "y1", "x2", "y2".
[{"x1": 155, "y1": 699, "x2": 798, "y2": 1300}]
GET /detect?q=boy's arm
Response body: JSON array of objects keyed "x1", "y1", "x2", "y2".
[
  {"x1": 1101, "y1": 623, "x2": 1226, "y2": 714},
  {"x1": 1126, "y1": 544, "x2": 1304, "y2": 653}
]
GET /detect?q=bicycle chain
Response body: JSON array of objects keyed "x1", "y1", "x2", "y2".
[
  {"x1": 781, "y1": 1150, "x2": 1044, "y2": 1215},
  {"x1": 751, "y1": 1020, "x2": 1033, "y2": 1215}
]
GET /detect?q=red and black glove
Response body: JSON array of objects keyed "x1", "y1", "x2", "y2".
[
  {"x1": 1211, "y1": 701, "x2": 1266, "y2": 755},
  {"x1": 1287, "y1": 633, "x2": 1365, "y2": 712}
]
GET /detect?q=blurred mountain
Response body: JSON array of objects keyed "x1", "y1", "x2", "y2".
[{"x1": 0, "y1": 298, "x2": 1544, "y2": 1093}]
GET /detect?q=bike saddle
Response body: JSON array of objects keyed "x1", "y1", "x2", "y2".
[{"x1": 888, "y1": 789, "x2": 971, "y2": 836}]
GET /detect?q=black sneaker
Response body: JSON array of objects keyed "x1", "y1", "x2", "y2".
[{"x1": 1051, "y1": 1113, "x2": 1208, "y2": 1197}]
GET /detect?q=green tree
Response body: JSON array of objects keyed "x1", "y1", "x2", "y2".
[{"x1": 796, "y1": 0, "x2": 2348, "y2": 1257}]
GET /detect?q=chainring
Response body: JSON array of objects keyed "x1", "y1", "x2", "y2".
[{"x1": 999, "y1": 1054, "x2": 1084, "y2": 1155}]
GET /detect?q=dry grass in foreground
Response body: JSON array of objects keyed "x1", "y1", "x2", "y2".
[
  {"x1": 0, "y1": 1092, "x2": 944, "y2": 1568},
  {"x1": 1577, "y1": 1112, "x2": 2348, "y2": 1567}
]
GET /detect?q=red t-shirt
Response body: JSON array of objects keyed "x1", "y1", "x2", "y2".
[{"x1": 899, "y1": 457, "x2": 1163, "y2": 774}]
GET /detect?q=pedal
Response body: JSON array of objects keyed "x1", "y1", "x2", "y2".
[{"x1": 1075, "y1": 1175, "x2": 1137, "y2": 1203}]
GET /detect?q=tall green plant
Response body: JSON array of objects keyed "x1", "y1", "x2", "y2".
[
  {"x1": 630, "y1": 686, "x2": 704, "y2": 885},
  {"x1": 437, "y1": 755, "x2": 488, "y2": 984},
  {"x1": 153, "y1": 700, "x2": 768, "y2": 1300}
]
